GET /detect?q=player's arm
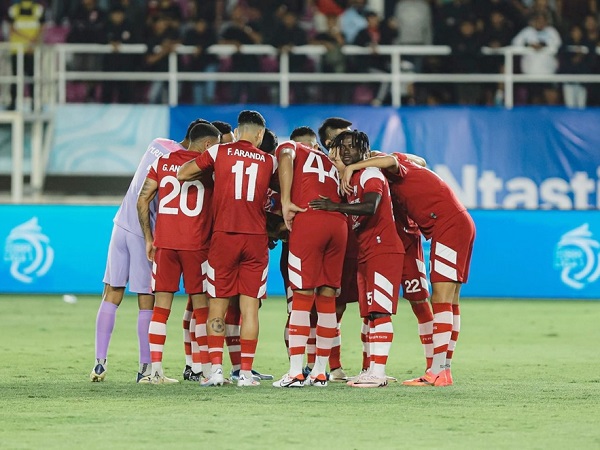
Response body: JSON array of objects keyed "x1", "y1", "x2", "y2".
[
  {"x1": 309, "y1": 192, "x2": 381, "y2": 216},
  {"x1": 137, "y1": 177, "x2": 158, "y2": 261},
  {"x1": 177, "y1": 159, "x2": 204, "y2": 182},
  {"x1": 277, "y1": 145, "x2": 306, "y2": 231},
  {"x1": 369, "y1": 151, "x2": 425, "y2": 167},
  {"x1": 339, "y1": 155, "x2": 399, "y2": 195}
]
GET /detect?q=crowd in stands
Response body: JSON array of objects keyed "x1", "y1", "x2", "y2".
[{"x1": 1, "y1": 0, "x2": 600, "y2": 107}]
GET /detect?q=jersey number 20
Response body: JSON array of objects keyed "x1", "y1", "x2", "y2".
[{"x1": 158, "y1": 176, "x2": 205, "y2": 217}]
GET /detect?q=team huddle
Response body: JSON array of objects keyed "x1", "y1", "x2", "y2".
[{"x1": 90, "y1": 110, "x2": 475, "y2": 388}]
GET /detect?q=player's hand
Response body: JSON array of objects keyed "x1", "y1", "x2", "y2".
[
  {"x1": 309, "y1": 195, "x2": 334, "y2": 212},
  {"x1": 145, "y1": 241, "x2": 156, "y2": 262},
  {"x1": 282, "y1": 202, "x2": 307, "y2": 231},
  {"x1": 328, "y1": 146, "x2": 344, "y2": 171},
  {"x1": 338, "y1": 165, "x2": 354, "y2": 196}
]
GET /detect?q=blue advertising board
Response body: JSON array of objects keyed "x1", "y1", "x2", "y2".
[
  {"x1": 171, "y1": 106, "x2": 600, "y2": 210},
  {"x1": 1, "y1": 205, "x2": 599, "y2": 299}
]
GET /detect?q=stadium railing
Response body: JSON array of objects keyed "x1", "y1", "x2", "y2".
[{"x1": 2, "y1": 42, "x2": 600, "y2": 203}]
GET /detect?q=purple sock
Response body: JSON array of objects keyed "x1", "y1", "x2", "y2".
[
  {"x1": 95, "y1": 301, "x2": 118, "y2": 360},
  {"x1": 138, "y1": 310, "x2": 153, "y2": 364}
]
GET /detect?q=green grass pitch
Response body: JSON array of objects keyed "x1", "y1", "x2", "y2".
[{"x1": 1, "y1": 295, "x2": 599, "y2": 449}]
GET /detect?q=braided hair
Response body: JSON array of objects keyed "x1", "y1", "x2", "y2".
[{"x1": 330, "y1": 130, "x2": 370, "y2": 160}]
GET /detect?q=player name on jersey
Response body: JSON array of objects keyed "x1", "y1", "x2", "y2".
[{"x1": 227, "y1": 148, "x2": 266, "y2": 161}]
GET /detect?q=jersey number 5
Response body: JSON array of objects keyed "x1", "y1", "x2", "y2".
[
  {"x1": 158, "y1": 176, "x2": 205, "y2": 217},
  {"x1": 232, "y1": 161, "x2": 258, "y2": 201}
]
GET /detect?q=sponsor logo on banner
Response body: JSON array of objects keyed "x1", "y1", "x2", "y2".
[
  {"x1": 554, "y1": 224, "x2": 600, "y2": 290},
  {"x1": 3, "y1": 218, "x2": 54, "y2": 283}
]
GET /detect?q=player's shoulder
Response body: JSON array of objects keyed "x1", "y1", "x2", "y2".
[
  {"x1": 359, "y1": 166, "x2": 385, "y2": 187},
  {"x1": 275, "y1": 140, "x2": 297, "y2": 157}
]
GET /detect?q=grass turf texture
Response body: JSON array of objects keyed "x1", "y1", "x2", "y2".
[{"x1": 1, "y1": 296, "x2": 599, "y2": 450}]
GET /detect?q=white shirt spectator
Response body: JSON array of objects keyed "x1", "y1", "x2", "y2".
[
  {"x1": 340, "y1": 1, "x2": 369, "y2": 44},
  {"x1": 394, "y1": 0, "x2": 432, "y2": 45},
  {"x1": 512, "y1": 22, "x2": 562, "y2": 74}
]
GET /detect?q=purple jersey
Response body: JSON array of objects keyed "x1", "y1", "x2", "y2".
[{"x1": 113, "y1": 138, "x2": 184, "y2": 237}]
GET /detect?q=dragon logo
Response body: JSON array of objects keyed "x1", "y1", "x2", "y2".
[
  {"x1": 3, "y1": 218, "x2": 54, "y2": 283},
  {"x1": 554, "y1": 223, "x2": 600, "y2": 290}
]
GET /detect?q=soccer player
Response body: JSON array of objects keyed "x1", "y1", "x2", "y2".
[
  {"x1": 90, "y1": 118, "x2": 209, "y2": 383},
  {"x1": 272, "y1": 126, "x2": 348, "y2": 388},
  {"x1": 310, "y1": 130, "x2": 405, "y2": 388},
  {"x1": 318, "y1": 117, "x2": 434, "y2": 381},
  {"x1": 137, "y1": 122, "x2": 221, "y2": 384},
  {"x1": 177, "y1": 110, "x2": 278, "y2": 387},
  {"x1": 339, "y1": 150, "x2": 476, "y2": 387}
]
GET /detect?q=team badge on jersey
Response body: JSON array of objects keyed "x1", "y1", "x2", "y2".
[
  {"x1": 554, "y1": 223, "x2": 600, "y2": 290},
  {"x1": 3, "y1": 217, "x2": 54, "y2": 283}
]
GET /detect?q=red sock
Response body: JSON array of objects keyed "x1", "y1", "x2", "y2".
[
  {"x1": 411, "y1": 301, "x2": 434, "y2": 370},
  {"x1": 149, "y1": 306, "x2": 171, "y2": 363},
  {"x1": 306, "y1": 308, "x2": 317, "y2": 366},
  {"x1": 240, "y1": 339, "x2": 258, "y2": 371},
  {"x1": 289, "y1": 291, "x2": 314, "y2": 377},
  {"x1": 314, "y1": 293, "x2": 337, "y2": 361},
  {"x1": 193, "y1": 307, "x2": 209, "y2": 366},
  {"x1": 431, "y1": 302, "x2": 453, "y2": 374},
  {"x1": 446, "y1": 304, "x2": 461, "y2": 367},
  {"x1": 182, "y1": 298, "x2": 193, "y2": 365},
  {"x1": 361, "y1": 317, "x2": 370, "y2": 371},
  {"x1": 225, "y1": 303, "x2": 241, "y2": 371},
  {"x1": 370, "y1": 315, "x2": 393, "y2": 376},
  {"x1": 207, "y1": 334, "x2": 225, "y2": 366}
]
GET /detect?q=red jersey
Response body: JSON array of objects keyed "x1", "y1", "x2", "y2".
[
  {"x1": 276, "y1": 140, "x2": 343, "y2": 217},
  {"x1": 147, "y1": 149, "x2": 213, "y2": 250},
  {"x1": 195, "y1": 140, "x2": 277, "y2": 235},
  {"x1": 347, "y1": 167, "x2": 404, "y2": 262},
  {"x1": 386, "y1": 153, "x2": 467, "y2": 239}
]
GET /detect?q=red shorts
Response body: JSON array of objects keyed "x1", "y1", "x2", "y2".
[
  {"x1": 430, "y1": 211, "x2": 476, "y2": 283},
  {"x1": 206, "y1": 231, "x2": 269, "y2": 298},
  {"x1": 357, "y1": 253, "x2": 404, "y2": 318},
  {"x1": 336, "y1": 256, "x2": 358, "y2": 305},
  {"x1": 152, "y1": 247, "x2": 207, "y2": 294},
  {"x1": 287, "y1": 213, "x2": 347, "y2": 290},
  {"x1": 399, "y1": 231, "x2": 430, "y2": 301}
]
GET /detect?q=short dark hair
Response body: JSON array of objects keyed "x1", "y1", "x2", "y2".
[
  {"x1": 238, "y1": 110, "x2": 266, "y2": 128},
  {"x1": 211, "y1": 120, "x2": 232, "y2": 135},
  {"x1": 185, "y1": 118, "x2": 210, "y2": 140},
  {"x1": 259, "y1": 128, "x2": 278, "y2": 153},
  {"x1": 189, "y1": 123, "x2": 221, "y2": 143},
  {"x1": 317, "y1": 117, "x2": 352, "y2": 148},
  {"x1": 331, "y1": 130, "x2": 370, "y2": 159},
  {"x1": 290, "y1": 126, "x2": 317, "y2": 141}
]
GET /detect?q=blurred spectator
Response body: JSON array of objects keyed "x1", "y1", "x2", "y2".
[
  {"x1": 112, "y1": 0, "x2": 145, "y2": 41},
  {"x1": 353, "y1": 10, "x2": 398, "y2": 106},
  {"x1": 583, "y1": 13, "x2": 599, "y2": 44},
  {"x1": 147, "y1": 0, "x2": 183, "y2": 32},
  {"x1": 182, "y1": 16, "x2": 218, "y2": 104},
  {"x1": 512, "y1": 12, "x2": 562, "y2": 104},
  {"x1": 556, "y1": 0, "x2": 597, "y2": 31},
  {"x1": 394, "y1": 0, "x2": 432, "y2": 72},
  {"x1": 559, "y1": 24, "x2": 595, "y2": 108},
  {"x1": 144, "y1": 14, "x2": 180, "y2": 103},
  {"x1": 481, "y1": 9, "x2": 515, "y2": 72},
  {"x1": 269, "y1": 10, "x2": 310, "y2": 102},
  {"x1": 219, "y1": 4, "x2": 263, "y2": 103},
  {"x1": 101, "y1": 6, "x2": 138, "y2": 103},
  {"x1": 340, "y1": 0, "x2": 369, "y2": 44},
  {"x1": 67, "y1": 0, "x2": 107, "y2": 102},
  {"x1": 311, "y1": 14, "x2": 348, "y2": 103},
  {"x1": 451, "y1": 18, "x2": 483, "y2": 104},
  {"x1": 527, "y1": 0, "x2": 560, "y2": 27},
  {"x1": 7, "y1": 0, "x2": 45, "y2": 110}
]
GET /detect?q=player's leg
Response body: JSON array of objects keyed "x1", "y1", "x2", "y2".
[
  {"x1": 308, "y1": 285, "x2": 337, "y2": 387},
  {"x1": 303, "y1": 308, "x2": 317, "y2": 378},
  {"x1": 238, "y1": 294, "x2": 262, "y2": 387},
  {"x1": 225, "y1": 296, "x2": 242, "y2": 379},
  {"x1": 189, "y1": 293, "x2": 209, "y2": 380},
  {"x1": 445, "y1": 284, "x2": 462, "y2": 384},
  {"x1": 349, "y1": 254, "x2": 402, "y2": 388},
  {"x1": 328, "y1": 302, "x2": 346, "y2": 381},
  {"x1": 136, "y1": 293, "x2": 154, "y2": 382},
  {"x1": 147, "y1": 248, "x2": 181, "y2": 384},
  {"x1": 203, "y1": 297, "x2": 230, "y2": 386},
  {"x1": 126, "y1": 229, "x2": 155, "y2": 382},
  {"x1": 182, "y1": 297, "x2": 193, "y2": 379},
  {"x1": 91, "y1": 284, "x2": 124, "y2": 382}
]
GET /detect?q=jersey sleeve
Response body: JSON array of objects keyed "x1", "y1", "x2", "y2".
[
  {"x1": 270, "y1": 154, "x2": 279, "y2": 173},
  {"x1": 146, "y1": 157, "x2": 160, "y2": 182},
  {"x1": 195, "y1": 144, "x2": 218, "y2": 171},
  {"x1": 275, "y1": 141, "x2": 296, "y2": 161},
  {"x1": 360, "y1": 167, "x2": 385, "y2": 195}
]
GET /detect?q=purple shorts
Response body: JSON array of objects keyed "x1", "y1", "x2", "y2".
[{"x1": 103, "y1": 224, "x2": 152, "y2": 294}]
